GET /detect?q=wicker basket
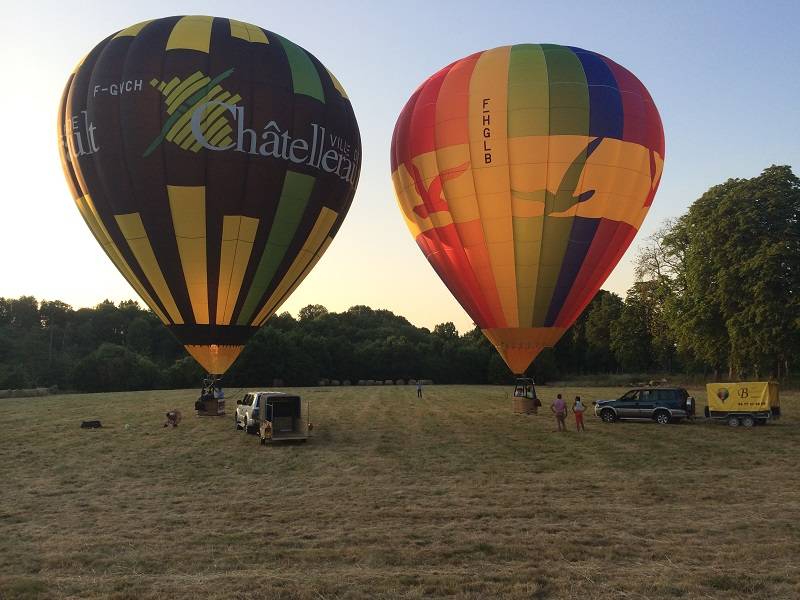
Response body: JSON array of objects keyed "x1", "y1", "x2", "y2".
[{"x1": 512, "y1": 397, "x2": 537, "y2": 414}]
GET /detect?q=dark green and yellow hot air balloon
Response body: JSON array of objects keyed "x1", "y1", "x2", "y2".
[
  {"x1": 391, "y1": 44, "x2": 663, "y2": 374},
  {"x1": 58, "y1": 16, "x2": 360, "y2": 375}
]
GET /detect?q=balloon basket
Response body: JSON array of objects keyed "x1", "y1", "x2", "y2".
[
  {"x1": 513, "y1": 397, "x2": 537, "y2": 414},
  {"x1": 196, "y1": 398, "x2": 225, "y2": 417}
]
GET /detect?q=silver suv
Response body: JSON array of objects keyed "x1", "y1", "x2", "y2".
[{"x1": 235, "y1": 391, "x2": 309, "y2": 443}]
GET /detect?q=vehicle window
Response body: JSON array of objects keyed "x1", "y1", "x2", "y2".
[
  {"x1": 656, "y1": 390, "x2": 676, "y2": 404},
  {"x1": 640, "y1": 390, "x2": 653, "y2": 402},
  {"x1": 620, "y1": 390, "x2": 639, "y2": 401}
]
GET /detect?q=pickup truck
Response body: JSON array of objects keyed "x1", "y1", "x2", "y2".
[{"x1": 235, "y1": 391, "x2": 310, "y2": 443}]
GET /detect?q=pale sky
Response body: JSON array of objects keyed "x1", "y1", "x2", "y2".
[{"x1": 1, "y1": 1, "x2": 798, "y2": 333}]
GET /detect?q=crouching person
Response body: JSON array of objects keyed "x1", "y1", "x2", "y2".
[{"x1": 164, "y1": 410, "x2": 181, "y2": 427}]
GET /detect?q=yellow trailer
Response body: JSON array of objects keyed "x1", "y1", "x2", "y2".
[{"x1": 704, "y1": 382, "x2": 780, "y2": 427}]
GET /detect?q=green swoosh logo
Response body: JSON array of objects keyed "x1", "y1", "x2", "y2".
[{"x1": 143, "y1": 68, "x2": 236, "y2": 158}]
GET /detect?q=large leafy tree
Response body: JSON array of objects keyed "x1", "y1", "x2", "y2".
[
  {"x1": 637, "y1": 165, "x2": 800, "y2": 378},
  {"x1": 583, "y1": 291, "x2": 624, "y2": 372}
]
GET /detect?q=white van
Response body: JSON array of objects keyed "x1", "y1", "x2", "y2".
[{"x1": 234, "y1": 391, "x2": 310, "y2": 442}]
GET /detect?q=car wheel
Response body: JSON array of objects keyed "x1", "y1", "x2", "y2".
[
  {"x1": 600, "y1": 409, "x2": 616, "y2": 423},
  {"x1": 741, "y1": 415, "x2": 755, "y2": 428},
  {"x1": 654, "y1": 410, "x2": 671, "y2": 425},
  {"x1": 727, "y1": 416, "x2": 740, "y2": 427}
]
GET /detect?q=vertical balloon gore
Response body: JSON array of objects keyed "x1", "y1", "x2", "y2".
[
  {"x1": 391, "y1": 44, "x2": 664, "y2": 374},
  {"x1": 58, "y1": 16, "x2": 361, "y2": 375}
]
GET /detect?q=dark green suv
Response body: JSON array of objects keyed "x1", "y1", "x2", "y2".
[{"x1": 594, "y1": 388, "x2": 693, "y2": 425}]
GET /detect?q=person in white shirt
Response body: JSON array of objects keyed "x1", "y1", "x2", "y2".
[{"x1": 572, "y1": 396, "x2": 586, "y2": 431}]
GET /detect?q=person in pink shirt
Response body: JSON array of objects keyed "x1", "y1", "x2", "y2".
[{"x1": 551, "y1": 393, "x2": 567, "y2": 432}]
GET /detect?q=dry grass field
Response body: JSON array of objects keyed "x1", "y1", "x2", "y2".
[{"x1": 1, "y1": 384, "x2": 799, "y2": 599}]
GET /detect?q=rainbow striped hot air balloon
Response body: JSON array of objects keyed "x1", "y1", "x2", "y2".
[{"x1": 391, "y1": 44, "x2": 664, "y2": 374}]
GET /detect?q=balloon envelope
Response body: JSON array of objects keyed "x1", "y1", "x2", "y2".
[
  {"x1": 59, "y1": 16, "x2": 360, "y2": 374},
  {"x1": 391, "y1": 44, "x2": 664, "y2": 373}
]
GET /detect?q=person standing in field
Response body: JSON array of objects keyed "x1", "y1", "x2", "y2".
[
  {"x1": 573, "y1": 396, "x2": 586, "y2": 431},
  {"x1": 416, "y1": 381, "x2": 423, "y2": 398},
  {"x1": 551, "y1": 393, "x2": 567, "y2": 432}
]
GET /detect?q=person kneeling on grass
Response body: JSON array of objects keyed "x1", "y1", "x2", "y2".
[
  {"x1": 573, "y1": 396, "x2": 586, "y2": 432},
  {"x1": 164, "y1": 410, "x2": 181, "y2": 428},
  {"x1": 551, "y1": 394, "x2": 567, "y2": 432}
]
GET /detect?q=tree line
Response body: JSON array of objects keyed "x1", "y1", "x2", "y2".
[{"x1": 1, "y1": 165, "x2": 796, "y2": 392}]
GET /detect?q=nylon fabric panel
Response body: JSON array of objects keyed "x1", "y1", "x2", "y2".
[
  {"x1": 57, "y1": 76, "x2": 83, "y2": 200},
  {"x1": 542, "y1": 136, "x2": 604, "y2": 326},
  {"x1": 601, "y1": 56, "x2": 664, "y2": 156},
  {"x1": 548, "y1": 136, "x2": 659, "y2": 326},
  {"x1": 228, "y1": 19, "x2": 269, "y2": 44},
  {"x1": 570, "y1": 47, "x2": 623, "y2": 139},
  {"x1": 59, "y1": 74, "x2": 167, "y2": 324},
  {"x1": 542, "y1": 45, "x2": 589, "y2": 136},
  {"x1": 114, "y1": 213, "x2": 183, "y2": 323},
  {"x1": 231, "y1": 40, "x2": 358, "y2": 328},
  {"x1": 168, "y1": 185, "x2": 209, "y2": 324},
  {"x1": 390, "y1": 86, "x2": 423, "y2": 174},
  {"x1": 166, "y1": 16, "x2": 213, "y2": 53},
  {"x1": 507, "y1": 44, "x2": 549, "y2": 327},
  {"x1": 117, "y1": 17, "x2": 194, "y2": 327},
  {"x1": 406, "y1": 63, "x2": 455, "y2": 162},
  {"x1": 468, "y1": 46, "x2": 517, "y2": 326},
  {"x1": 70, "y1": 29, "x2": 179, "y2": 324},
  {"x1": 113, "y1": 20, "x2": 154, "y2": 39},
  {"x1": 553, "y1": 219, "x2": 637, "y2": 327},
  {"x1": 236, "y1": 171, "x2": 315, "y2": 325},
  {"x1": 415, "y1": 227, "x2": 492, "y2": 326},
  {"x1": 395, "y1": 63, "x2": 497, "y2": 326},
  {"x1": 256, "y1": 236, "x2": 333, "y2": 326},
  {"x1": 325, "y1": 68, "x2": 348, "y2": 99},
  {"x1": 217, "y1": 216, "x2": 259, "y2": 325},
  {"x1": 159, "y1": 19, "x2": 220, "y2": 328},
  {"x1": 189, "y1": 20, "x2": 237, "y2": 325},
  {"x1": 435, "y1": 52, "x2": 507, "y2": 328},
  {"x1": 212, "y1": 24, "x2": 292, "y2": 326},
  {"x1": 251, "y1": 207, "x2": 338, "y2": 325},
  {"x1": 507, "y1": 45, "x2": 549, "y2": 137},
  {"x1": 274, "y1": 34, "x2": 324, "y2": 102},
  {"x1": 227, "y1": 37, "x2": 356, "y2": 327},
  {"x1": 531, "y1": 45, "x2": 590, "y2": 326},
  {"x1": 567, "y1": 137, "x2": 652, "y2": 226},
  {"x1": 544, "y1": 216, "x2": 600, "y2": 325}
]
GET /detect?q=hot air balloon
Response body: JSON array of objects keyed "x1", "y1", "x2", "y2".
[
  {"x1": 58, "y1": 16, "x2": 360, "y2": 376},
  {"x1": 391, "y1": 44, "x2": 663, "y2": 374}
]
